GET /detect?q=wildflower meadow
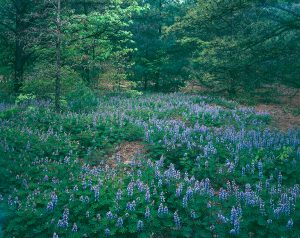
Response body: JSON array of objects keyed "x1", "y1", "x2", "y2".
[{"x1": 0, "y1": 93, "x2": 299, "y2": 237}]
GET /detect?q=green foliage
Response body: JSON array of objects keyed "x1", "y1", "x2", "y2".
[
  {"x1": 130, "y1": 0, "x2": 190, "y2": 92},
  {"x1": 0, "y1": 107, "x2": 21, "y2": 120},
  {"x1": 123, "y1": 90, "x2": 143, "y2": 98},
  {"x1": 66, "y1": 85, "x2": 98, "y2": 112},
  {"x1": 0, "y1": 94, "x2": 299, "y2": 237},
  {"x1": 171, "y1": 0, "x2": 300, "y2": 94},
  {"x1": 0, "y1": 80, "x2": 14, "y2": 102},
  {"x1": 15, "y1": 94, "x2": 36, "y2": 105},
  {"x1": 22, "y1": 65, "x2": 81, "y2": 99}
]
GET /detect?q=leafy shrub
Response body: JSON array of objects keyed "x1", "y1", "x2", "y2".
[
  {"x1": 15, "y1": 93, "x2": 36, "y2": 105},
  {"x1": 124, "y1": 90, "x2": 143, "y2": 98},
  {"x1": 21, "y1": 65, "x2": 82, "y2": 99},
  {"x1": 0, "y1": 107, "x2": 21, "y2": 120},
  {"x1": 0, "y1": 80, "x2": 14, "y2": 102},
  {"x1": 66, "y1": 85, "x2": 98, "y2": 112}
]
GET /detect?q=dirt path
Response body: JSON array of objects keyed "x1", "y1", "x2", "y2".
[
  {"x1": 109, "y1": 141, "x2": 145, "y2": 166},
  {"x1": 255, "y1": 104, "x2": 300, "y2": 130}
]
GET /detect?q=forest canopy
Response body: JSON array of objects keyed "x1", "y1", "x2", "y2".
[{"x1": 0, "y1": 0, "x2": 299, "y2": 106}]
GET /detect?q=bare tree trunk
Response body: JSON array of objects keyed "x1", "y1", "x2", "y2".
[
  {"x1": 155, "y1": 0, "x2": 162, "y2": 91},
  {"x1": 55, "y1": 0, "x2": 61, "y2": 111},
  {"x1": 143, "y1": 76, "x2": 148, "y2": 91},
  {"x1": 14, "y1": 0, "x2": 25, "y2": 94},
  {"x1": 14, "y1": 36, "x2": 24, "y2": 94},
  {"x1": 158, "y1": 0, "x2": 162, "y2": 35}
]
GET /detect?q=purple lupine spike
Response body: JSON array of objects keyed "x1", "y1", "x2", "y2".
[
  {"x1": 106, "y1": 211, "x2": 114, "y2": 220},
  {"x1": 186, "y1": 186, "x2": 193, "y2": 200},
  {"x1": 182, "y1": 196, "x2": 188, "y2": 208},
  {"x1": 158, "y1": 203, "x2": 164, "y2": 217},
  {"x1": 57, "y1": 208, "x2": 69, "y2": 228},
  {"x1": 174, "y1": 211, "x2": 181, "y2": 229},
  {"x1": 287, "y1": 219, "x2": 293, "y2": 229},
  {"x1": 116, "y1": 189, "x2": 122, "y2": 201},
  {"x1": 145, "y1": 206, "x2": 151, "y2": 219},
  {"x1": 116, "y1": 217, "x2": 123, "y2": 228},
  {"x1": 137, "y1": 220, "x2": 144, "y2": 231},
  {"x1": 176, "y1": 183, "x2": 183, "y2": 197},
  {"x1": 160, "y1": 192, "x2": 165, "y2": 202},
  {"x1": 191, "y1": 210, "x2": 196, "y2": 219},
  {"x1": 105, "y1": 228, "x2": 110, "y2": 236},
  {"x1": 145, "y1": 188, "x2": 151, "y2": 203},
  {"x1": 72, "y1": 223, "x2": 78, "y2": 232}
]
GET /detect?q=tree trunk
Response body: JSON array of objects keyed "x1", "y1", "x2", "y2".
[
  {"x1": 14, "y1": 37, "x2": 24, "y2": 94},
  {"x1": 143, "y1": 76, "x2": 148, "y2": 91},
  {"x1": 14, "y1": 0, "x2": 25, "y2": 94},
  {"x1": 228, "y1": 75, "x2": 237, "y2": 96},
  {"x1": 158, "y1": 0, "x2": 162, "y2": 35},
  {"x1": 55, "y1": 0, "x2": 61, "y2": 111}
]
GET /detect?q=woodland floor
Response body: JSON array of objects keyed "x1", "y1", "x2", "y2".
[{"x1": 183, "y1": 83, "x2": 300, "y2": 130}]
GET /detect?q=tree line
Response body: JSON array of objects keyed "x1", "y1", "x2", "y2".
[{"x1": 0, "y1": 0, "x2": 299, "y2": 108}]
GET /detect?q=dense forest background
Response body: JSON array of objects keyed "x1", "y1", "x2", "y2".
[
  {"x1": 1, "y1": 1, "x2": 300, "y2": 237},
  {"x1": 0, "y1": 0, "x2": 299, "y2": 109}
]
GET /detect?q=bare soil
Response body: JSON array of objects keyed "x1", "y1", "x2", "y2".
[
  {"x1": 254, "y1": 85, "x2": 300, "y2": 130},
  {"x1": 255, "y1": 104, "x2": 300, "y2": 130},
  {"x1": 111, "y1": 141, "x2": 145, "y2": 165}
]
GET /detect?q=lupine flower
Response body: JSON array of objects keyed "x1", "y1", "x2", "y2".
[
  {"x1": 205, "y1": 160, "x2": 209, "y2": 169},
  {"x1": 230, "y1": 206, "x2": 241, "y2": 234},
  {"x1": 278, "y1": 172, "x2": 283, "y2": 185},
  {"x1": 51, "y1": 192, "x2": 58, "y2": 206},
  {"x1": 163, "y1": 205, "x2": 169, "y2": 215},
  {"x1": 260, "y1": 201, "x2": 266, "y2": 215},
  {"x1": 57, "y1": 208, "x2": 69, "y2": 228},
  {"x1": 286, "y1": 219, "x2": 293, "y2": 229},
  {"x1": 267, "y1": 219, "x2": 272, "y2": 225},
  {"x1": 190, "y1": 210, "x2": 196, "y2": 219},
  {"x1": 219, "y1": 188, "x2": 228, "y2": 200},
  {"x1": 137, "y1": 170, "x2": 142, "y2": 177},
  {"x1": 145, "y1": 206, "x2": 151, "y2": 219},
  {"x1": 116, "y1": 217, "x2": 123, "y2": 228},
  {"x1": 145, "y1": 188, "x2": 151, "y2": 203},
  {"x1": 94, "y1": 187, "x2": 100, "y2": 201},
  {"x1": 160, "y1": 192, "x2": 165, "y2": 202},
  {"x1": 46, "y1": 201, "x2": 54, "y2": 211},
  {"x1": 158, "y1": 179, "x2": 163, "y2": 187},
  {"x1": 106, "y1": 211, "x2": 114, "y2": 220},
  {"x1": 116, "y1": 189, "x2": 122, "y2": 201},
  {"x1": 182, "y1": 196, "x2": 188, "y2": 208},
  {"x1": 174, "y1": 211, "x2": 181, "y2": 229},
  {"x1": 176, "y1": 183, "x2": 183, "y2": 197},
  {"x1": 218, "y1": 214, "x2": 229, "y2": 223},
  {"x1": 72, "y1": 223, "x2": 78, "y2": 232},
  {"x1": 105, "y1": 228, "x2": 110, "y2": 236},
  {"x1": 158, "y1": 203, "x2": 164, "y2": 217},
  {"x1": 127, "y1": 183, "x2": 134, "y2": 196},
  {"x1": 137, "y1": 180, "x2": 144, "y2": 192},
  {"x1": 137, "y1": 220, "x2": 144, "y2": 231},
  {"x1": 186, "y1": 186, "x2": 193, "y2": 199},
  {"x1": 241, "y1": 167, "x2": 245, "y2": 176}
]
